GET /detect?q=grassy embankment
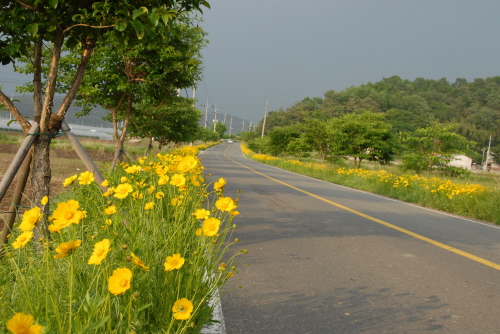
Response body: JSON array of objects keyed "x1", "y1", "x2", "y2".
[{"x1": 241, "y1": 144, "x2": 500, "y2": 225}]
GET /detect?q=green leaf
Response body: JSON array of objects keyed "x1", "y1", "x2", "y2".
[
  {"x1": 115, "y1": 21, "x2": 127, "y2": 32},
  {"x1": 26, "y1": 23, "x2": 39, "y2": 36},
  {"x1": 132, "y1": 7, "x2": 148, "y2": 20},
  {"x1": 137, "y1": 303, "x2": 153, "y2": 312},
  {"x1": 130, "y1": 20, "x2": 144, "y2": 39},
  {"x1": 81, "y1": 316, "x2": 110, "y2": 333},
  {"x1": 149, "y1": 13, "x2": 160, "y2": 27},
  {"x1": 48, "y1": 0, "x2": 58, "y2": 9}
]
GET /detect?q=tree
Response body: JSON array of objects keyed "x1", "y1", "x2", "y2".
[
  {"x1": 267, "y1": 125, "x2": 301, "y2": 156},
  {"x1": 0, "y1": 0, "x2": 209, "y2": 238},
  {"x1": 326, "y1": 111, "x2": 396, "y2": 168},
  {"x1": 215, "y1": 122, "x2": 227, "y2": 138},
  {"x1": 400, "y1": 123, "x2": 474, "y2": 173},
  {"x1": 302, "y1": 117, "x2": 330, "y2": 161},
  {"x1": 129, "y1": 98, "x2": 201, "y2": 151}
]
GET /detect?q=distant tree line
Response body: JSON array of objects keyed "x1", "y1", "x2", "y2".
[{"x1": 249, "y1": 76, "x2": 500, "y2": 170}]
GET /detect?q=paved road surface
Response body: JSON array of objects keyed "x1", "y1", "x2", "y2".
[{"x1": 200, "y1": 143, "x2": 500, "y2": 334}]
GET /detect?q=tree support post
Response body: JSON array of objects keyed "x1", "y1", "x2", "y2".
[
  {"x1": 0, "y1": 124, "x2": 39, "y2": 202},
  {"x1": 0, "y1": 152, "x2": 32, "y2": 256},
  {"x1": 61, "y1": 121, "x2": 106, "y2": 191}
]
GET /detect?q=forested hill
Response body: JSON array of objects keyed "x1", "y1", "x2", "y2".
[{"x1": 256, "y1": 76, "x2": 500, "y2": 149}]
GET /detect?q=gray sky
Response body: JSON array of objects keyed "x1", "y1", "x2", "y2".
[{"x1": 2, "y1": 0, "x2": 500, "y2": 128}]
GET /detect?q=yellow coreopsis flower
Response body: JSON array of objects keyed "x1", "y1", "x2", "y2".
[
  {"x1": 125, "y1": 165, "x2": 142, "y2": 174},
  {"x1": 147, "y1": 185, "x2": 155, "y2": 194},
  {"x1": 176, "y1": 156, "x2": 198, "y2": 174},
  {"x1": 48, "y1": 199, "x2": 84, "y2": 232},
  {"x1": 172, "y1": 298, "x2": 194, "y2": 320},
  {"x1": 202, "y1": 217, "x2": 221, "y2": 237},
  {"x1": 12, "y1": 231, "x2": 33, "y2": 249},
  {"x1": 120, "y1": 176, "x2": 129, "y2": 183},
  {"x1": 54, "y1": 240, "x2": 82, "y2": 259},
  {"x1": 158, "y1": 175, "x2": 170, "y2": 185},
  {"x1": 164, "y1": 253, "x2": 185, "y2": 271},
  {"x1": 108, "y1": 268, "x2": 132, "y2": 295},
  {"x1": 171, "y1": 197, "x2": 182, "y2": 206},
  {"x1": 88, "y1": 239, "x2": 111, "y2": 265},
  {"x1": 6, "y1": 312, "x2": 42, "y2": 334},
  {"x1": 132, "y1": 191, "x2": 144, "y2": 200},
  {"x1": 156, "y1": 165, "x2": 168, "y2": 175},
  {"x1": 63, "y1": 174, "x2": 78, "y2": 187},
  {"x1": 130, "y1": 252, "x2": 149, "y2": 271},
  {"x1": 155, "y1": 192, "x2": 165, "y2": 199},
  {"x1": 19, "y1": 207, "x2": 42, "y2": 231},
  {"x1": 104, "y1": 206, "x2": 117, "y2": 215},
  {"x1": 40, "y1": 196, "x2": 48, "y2": 206},
  {"x1": 213, "y1": 178, "x2": 226, "y2": 190},
  {"x1": 215, "y1": 197, "x2": 237, "y2": 212},
  {"x1": 195, "y1": 228, "x2": 203, "y2": 236},
  {"x1": 144, "y1": 202, "x2": 155, "y2": 210},
  {"x1": 193, "y1": 209, "x2": 210, "y2": 220},
  {"x1": 170, "y1": 174, "x2": 186, "y2": 187},
  {"x1": 101, "y1": 179, "x2": 109, "y2": 187},
  {"x1": 113, "y1": 183, "x2": 133, "y2": 199},
  {"x1": 78, "y1": 171, "x2": 94, "y2": 185}
]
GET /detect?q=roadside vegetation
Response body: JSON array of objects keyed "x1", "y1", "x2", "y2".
[
  {"x1": 1, "y1": 145, "x2": 242, "y2": 333},
  {"x1": 241, "y1": 144, "x2": 500, "y2": 225}
]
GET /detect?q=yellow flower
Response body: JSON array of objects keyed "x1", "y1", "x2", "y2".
[
  {"x1": 54, "y1": 240, "x2": 82, "y2": 259},
  {"x1": 132, "y1": 191, "x2": 144, "y2": 200},
  {"x1": 19, "y1": 207, "x2": 42, "y2": 231},
  {"x1": 105, "y1": 206, "x2": 117, "y2": 215},
  {"x1": 6, "y1": 312, "x2": 42, "y2": 334},
  {"x1": 193, "y1": 209, "x2": 210, "y2": 220},
  {"x1": 144, "y1": 202, "x2": 155, "y2": 210},
  {"x1": 195, "y1": 228, "x2": 203, "y2": 236},
  {"x1": 120, "y1": 176, "x2": 129, "y2": 183},
  {"x1": 202, "y1": 217, "x2": 221, "y2": 237},
  {"x1": 12, "y1": 231, "x2": 33, "y2": 249},
  {"x1": 155, "y1": 192, "x2": 165, "y2": 199},
  {"x1": 108, "y1": 268, "x2": 132, "y2": 295},
  {"x1": 170, "y1": 174, "x2": 186, "y2": 187},
  {"x1": 125, "y1": 165, "x2": 142, "y2": 174},
  {"x1": 156, "y1": 165, "x2": 168, "y2": 175},
  {"x1": 213, "y1": 178, "x2": 226, "y2": 190},
  {"x1": 158, "y1": 175, "x2": 170, "y2": 185},
  {"x1": 164, "y1": 253, "x2": 185, "y2": 271},
  {"x1": 101, "y1": 179, "x2": 109, "y2": 187},
  {"x1": 63, "y1": 175, "x2": 78, "y2": 187},
  {"x1": 215, "y1": 197, "x2": 237, "y2": 212},
  {"x1": 78, "y1": 171, "x2": 94, "y2": 185},
  {"x1": 172, "y1": 298, "x2": 194, "y2": 320},
  {"x1": 176, "y1": 156, "x2": 198, "y2": 173},
  {"x1": 229, "y1": 210, "x2": 240, "y2": 217},
  {"x1": 102, "y1": 189, "x2": 112, "y2": 197},
  {"x1": 48, "y1": 200, "x2": 84, "y2": 232},
  {"x1": 88, "y1": 239, "x2": 111, "y2": 265},
  {"x1": 171, "y1": 197, "x2": 183, "y2": 206},
  {"x1": 40, "y1": 196, "x2": 48, "y2": 206},
  {"x1": 130, "y1": 252, "x2": 149, "y2": 271},
  {"x1": 113, "y1": 183, "x2": 133, "y2": 199}
]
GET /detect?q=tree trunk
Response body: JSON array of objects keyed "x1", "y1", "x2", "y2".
[
  {"x1": 111, "y1": 93, "x2": 133, "y2": 169},
  {"x1": 145, "y1": 137, "x2": 154, "y2": 156},
  {"x1": 31, "y1": 134, "x2": 52, "y2": 241}
]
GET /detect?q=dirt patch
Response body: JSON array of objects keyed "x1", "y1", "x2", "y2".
[{"x1": 0, "y1": 142, "x2": 117, "y2": 230}]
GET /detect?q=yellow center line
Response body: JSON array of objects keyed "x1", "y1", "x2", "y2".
[{"x1": 224, "y1": 146, "x2": 500, "y2": 271}]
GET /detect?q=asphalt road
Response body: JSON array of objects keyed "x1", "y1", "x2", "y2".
[{"x1": 200, "y1": 143, "x2": 500, "y2": 334}]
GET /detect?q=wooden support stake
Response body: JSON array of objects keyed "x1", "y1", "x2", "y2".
[
  {"x1": 60, "y1": 121, "x2": 106, "y2": 191},
  {"x1": 0, "y1": 124, "x2": 38, "y2": 202},
  {"x1": 0, "y1": 152, "x2": 32, "y2": 255}
]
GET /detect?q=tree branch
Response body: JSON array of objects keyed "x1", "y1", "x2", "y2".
[
  {"x1": 63, "y1": 24, "x2": 115, "y2": 34},
  {"x1": 0, "y1": 89, "x2": 31, "y2": 133},
  {"x1": 14, "y1": 0, "x2": 35, "y2": 11},
  {"x1": 56, "y1": 37, "x2": 96, "y2": 117}
]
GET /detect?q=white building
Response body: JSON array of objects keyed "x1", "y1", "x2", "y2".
[{"x1": 449, "y1": 154, "x2": 473, "y2": 170}]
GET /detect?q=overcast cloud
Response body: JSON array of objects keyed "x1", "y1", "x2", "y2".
[{"x1": 2, "y1": 0, "x2": 500, "y2": 127}]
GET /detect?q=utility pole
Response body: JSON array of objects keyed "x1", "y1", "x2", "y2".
[
  {"x1": 229, "y1": 117, "x2": 233, "y2": 138},
  {"x1": 223, "y1": 113, "x2": 227, "y2": 124},
  {"x1": 483, "y1": 135, "x2": 492, "y2": 171},
  {"x1": 213, "y1": 106, "x2": 220, "y2": 132},
  {"x1": 242, "y1": 121, "x2": 245, "y2": 132},
  {"x1": 249, "y1": 121, "x2": 253, "y2": 131},
  {"x1": 200, "y1": 99, "x2": 213, "y2": 129},
  {"x1": 261, "y1": 101, "x2": 268, "y2": 137}
]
